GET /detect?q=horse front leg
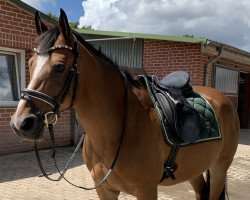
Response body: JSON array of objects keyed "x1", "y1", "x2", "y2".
[
  {"x1": 95, "y1": 185, "x2": 120, "y2": 200},
  {"x1": 189, "y1": 174, "x2": 209, "y2": 200},
  {"x1": 134, "y1": 186, "x2": 158, "y2": 200}
]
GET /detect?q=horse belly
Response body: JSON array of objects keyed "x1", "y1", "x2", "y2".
[{"x1": 160, "y1": 139, "x2": 222, "y2": 186}]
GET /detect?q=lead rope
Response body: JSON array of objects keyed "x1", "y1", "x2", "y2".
[{"x1": 34, "y1": 72, "x2": 128, "y2": 190}]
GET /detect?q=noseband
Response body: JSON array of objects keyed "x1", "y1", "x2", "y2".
[{"x1": 21, "y1": 40, "x2": 79, "y2": 125}]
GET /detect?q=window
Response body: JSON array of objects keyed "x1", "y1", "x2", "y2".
[
  {"x1": 214, "y1": 65, "x2": 239, "y2": 95},
  {"x1": 0, "y1": 47, "x2": 25, "y2": 106}
]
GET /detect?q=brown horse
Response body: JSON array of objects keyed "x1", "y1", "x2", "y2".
[{"x1": 10, "y1": 9, "x2": 239, "y2": 200}]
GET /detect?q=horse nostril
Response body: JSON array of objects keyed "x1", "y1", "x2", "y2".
[{"x1": 20, "y1": 117, "x2": 37, "y2": 132}]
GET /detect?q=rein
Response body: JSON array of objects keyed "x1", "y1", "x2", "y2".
[{"x1": 22, "y1": 38, "x2": 129, "y2": 190}]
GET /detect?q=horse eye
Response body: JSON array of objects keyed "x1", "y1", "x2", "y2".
[{"x1": 54, "y1": 64, "x2": 66, "y2": 73}]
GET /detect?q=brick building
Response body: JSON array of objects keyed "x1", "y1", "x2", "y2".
[
  {"x1": 0, "y1": 0, "x2": 72, "y2": 155},
  {"x1": 0, "y1": 0, "x2": 250, "y2": 155}
]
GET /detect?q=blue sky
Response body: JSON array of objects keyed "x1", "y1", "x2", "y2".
[
  {"x1": 22, "y1": 0, "x2": 84, "y2": 23},
  {"x1": 42, "y1": 0, "x2": 84, "y2": 22},
  {"x1": 42, "y1": 0, "x2": 83, "y2": 22}
]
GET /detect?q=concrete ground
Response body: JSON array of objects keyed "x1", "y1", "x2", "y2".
[{"x1": 0, "y1": 129, "x2": 249, "y2": 200}]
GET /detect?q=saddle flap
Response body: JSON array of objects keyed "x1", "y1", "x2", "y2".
[
  {"x1": 156, "y1": 90, "x2": 203, "y2": 144},
  {"x1": 155, "y1": 92, "x2": 176, "y2": 136},
  {"x1": 177, "y1": 106, "x2": 203, "y2": 143}
]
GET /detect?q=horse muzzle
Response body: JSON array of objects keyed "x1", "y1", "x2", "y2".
[{"x1": 10, "y1": 114, "x2": 45, "y2": 141}]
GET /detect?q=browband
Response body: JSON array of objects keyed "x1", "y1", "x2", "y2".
[{"x1": 33, "y1": 45, "x2": 73, "y2": 55}]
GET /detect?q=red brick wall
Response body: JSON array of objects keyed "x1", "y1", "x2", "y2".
[
  {"x1": 0, "y1": 1, "x2": 37, "y2": 49},
  {"x1": 143, "y1": 40, "x2": 204, "y2": 86},
  {"x1": 0, "y1": 1, "x2": 72, "y2": 155},
  {"x1": 0, "y1": 108, "x2": 72, "y2": 155}
]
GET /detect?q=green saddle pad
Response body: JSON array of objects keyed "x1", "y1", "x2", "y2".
[{"x1": 184, "y1": 92, "x2": 221, "y2": 145}]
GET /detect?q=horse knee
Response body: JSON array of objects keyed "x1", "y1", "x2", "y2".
[
  {"x1": 135, "y1": 186, "x2": 158, "y2": 200},
  {"x1": 95, "y1": 186, "x2": 120, "y2": 200}
]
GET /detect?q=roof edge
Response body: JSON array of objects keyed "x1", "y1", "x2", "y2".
[
  {"x1": 75, "y1": 29, "x2": 207, "y2": 44},
  {"x1": 207, "y1": 40, "x2": 250, "y2": 57},
  {"x1": 8, "y1": 0, "x2": 57, "y2": 25}
]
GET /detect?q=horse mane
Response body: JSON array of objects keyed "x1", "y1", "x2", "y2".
[
  {"x1": 36, "y1": 26, "x2": 142, "y2": 87},
  {"x1": 72, "y1": 30, "x2": 120, "y2": 70}
]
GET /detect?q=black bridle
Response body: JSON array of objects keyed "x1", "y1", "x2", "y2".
[
  {"x1": 21, "y1": 37, "x2": 128, "y2": 190},
  {"x1": 21, "y1": 41, "x2": 79, "y2": 125}
]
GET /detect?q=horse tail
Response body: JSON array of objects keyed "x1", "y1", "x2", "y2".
[{"x1": 205, "y1": 170, "x2": 229, "y2": 200}]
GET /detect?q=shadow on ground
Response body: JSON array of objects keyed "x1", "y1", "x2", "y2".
[
  {"x1": 239, "y1": 129, "x2": 250, "y2": 145},
  {"x1": 0, "y1": 146, "x2": 84, "y2": 183}
]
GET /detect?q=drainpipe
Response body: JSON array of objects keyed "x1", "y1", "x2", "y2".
[{"x1": 204, "y1": 45, "x2": 223, "y2": 86}]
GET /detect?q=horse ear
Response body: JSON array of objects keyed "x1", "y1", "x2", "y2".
[
  {"x1": 35, "y1": 11, "x2": 48, "y2": 35},
  {"x1": 58, "y1": 9, "x2": 70, "y2": 38}
]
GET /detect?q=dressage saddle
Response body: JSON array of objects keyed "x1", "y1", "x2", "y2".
[{"x1": 138, "y1": 71, "x2": 203, "y2": 144}]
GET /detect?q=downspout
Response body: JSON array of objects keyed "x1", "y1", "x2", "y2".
[{"x1": 204, "y1": 45, "x2": 224, "y2": 86}]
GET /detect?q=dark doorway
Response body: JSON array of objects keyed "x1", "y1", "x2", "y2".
[{"x1": 238, "y1": 72, "x2": 250, "y2": 128}]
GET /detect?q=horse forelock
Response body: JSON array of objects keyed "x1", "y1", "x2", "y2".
[{"x1": 35, "y1": 27, "x2": 60, "y2": 53}]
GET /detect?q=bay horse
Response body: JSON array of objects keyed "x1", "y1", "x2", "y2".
[{"x1": 10, "y1": 9, "x2": 240, "y2": 200}]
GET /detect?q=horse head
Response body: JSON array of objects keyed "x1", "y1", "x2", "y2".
[{"x1": 10, "y1": 9, "x2": 78, "y2": 141}]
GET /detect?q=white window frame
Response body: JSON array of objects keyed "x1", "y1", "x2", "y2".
[{"x1": 0, "y1": 47, "x2": 25, "y2": 107}]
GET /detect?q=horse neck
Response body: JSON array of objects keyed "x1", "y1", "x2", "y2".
[{"x1": 74, "y1": 45, "x2": 126, "y2": 153}]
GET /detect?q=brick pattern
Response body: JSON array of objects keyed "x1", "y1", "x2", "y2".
[
  {"x1": 143, "y1": 40, "x2": 204, "y2": 86},
  {"x1": 0, "y1": 107, "x2": 72, "y2": 155},
  {"x1": 0, "y1": 1, "x2": 37, "y2": 50},
  {"x1": 0, "y1": 1, "x2": 72, "y2": 155}
]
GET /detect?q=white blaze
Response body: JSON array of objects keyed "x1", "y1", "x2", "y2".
[{"x1": 27, "y1": 55, "x2": 49, "y2": 89}]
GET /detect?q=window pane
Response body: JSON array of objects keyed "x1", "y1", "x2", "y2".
[
  {"x1": 0, "y1": 53, "x2": 18, "y2": 101},
  {"x1": 215, "y1": 66, "x2": 239, "y2": 94}
]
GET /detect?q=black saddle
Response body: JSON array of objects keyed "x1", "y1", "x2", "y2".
[
  {"x1": 138, "y1": 71, "x2": 203, "y2": 144},
  {"x1": 159, "y1": 70, "x2": 191, "y2": 90}
]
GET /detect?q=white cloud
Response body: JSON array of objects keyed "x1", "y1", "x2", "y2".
[
  {"x1": 79, "y1": 0, "x2": 250, "y2": 51},
  {"x1": 21, "y1": 0, "x2": 56, "y2": 10}
]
